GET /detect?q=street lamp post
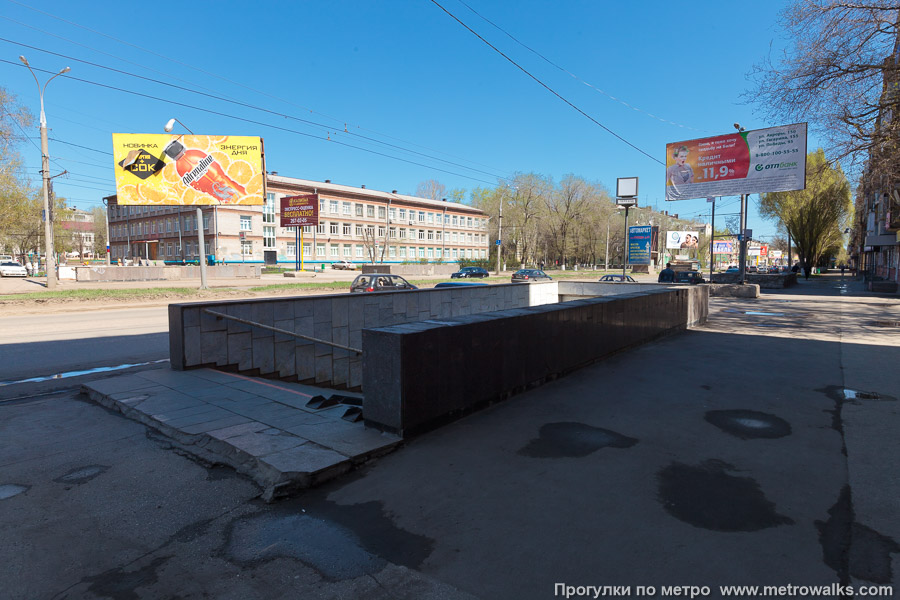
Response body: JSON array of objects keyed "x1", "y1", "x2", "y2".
[
  {"x1": 19, "y1": 56, "x2": 69, "y2": 290},
  {"x1": 495, "y1": 193, "x2": 503, "y2": 275}
]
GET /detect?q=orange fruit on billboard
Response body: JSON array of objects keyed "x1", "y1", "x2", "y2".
[
  {"x1": 226, "y1": 160, "x2": 254, "y2": 186},
  {"x1": 139, "y1": 181, "x2": 169, "y2": 203}
]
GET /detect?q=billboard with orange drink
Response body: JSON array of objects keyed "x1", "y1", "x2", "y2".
[{"x1": 112, "y1": 133, "x2": 265, "y2": 205}]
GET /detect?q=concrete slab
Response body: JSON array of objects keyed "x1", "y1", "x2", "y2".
[{"x1": 81, "y1": 367, "x2": 400, "y2": 500}]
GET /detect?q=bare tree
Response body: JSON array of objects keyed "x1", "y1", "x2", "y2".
[
  {"x1": 415, "y1": 179, "x2": 447, "y2": 201},
  {"x1": 747, "y1": 1, "x2": 900, "y2": 177}
]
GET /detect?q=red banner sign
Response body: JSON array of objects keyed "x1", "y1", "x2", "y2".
[{"x1": 280, "y1": 194, "x2": 319, "y2": 227}]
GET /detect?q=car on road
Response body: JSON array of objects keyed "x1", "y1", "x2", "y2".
[
  {"x1": 725, "y1": 266, "x2": 740, "y2": 273},
  {"x1": 511, "y1": 269, "x2": 552, "y2": 283},
  {"x1": 599, "y1": 274, "x2": 636, "y2": 283},
  {"x1": 331, "y1": 260, "x2": 356, "y2": 270},
  {"x1": 350, "y1": 273, "x2": 417, "y2": 293},
  {"x1": 450, "y1": 266, "x2": 490, "y2": 279},
  {"x1": 674, "y1": 271, "x2": 705, "y2": 284},
  {"x1": 0, "y1": 261, "x2": 28, "y2": 277}
]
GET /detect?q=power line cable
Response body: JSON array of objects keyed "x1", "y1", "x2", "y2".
[
  {"x1": 2, "y1": 59, "x2": 505, "y2": 187},
  {"x1": 455, "y1": 0, "x2": 704, "y2": 132},
  {"x1": 429, "y1": 0, "x2": 664, "y2": 166}
]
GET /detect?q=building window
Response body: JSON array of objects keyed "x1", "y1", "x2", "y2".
[
  {"x1": 342, "y1": 202, "x2": 351, "y2": 215},
  {"x1": 377, "y1": 226, "x2": 385, "y2": 237},
  {"x1": 330, "y1": 200, "x2": 339, "y2": 214},
  {"x1": 436, "y1": 231, "x2": 442, "y2": 241},
  {"x1": 240, "y1": 215, "x2": 251, "y2": 230},
  {"x1": 418, "y1": 211, "x2": 425, "y2": 223},
  {"x1": 355, "y1": 245, "x2": 364, "y2": 258},
  {"x1": 343, "y1": 223, "x2": 351, "y2": 236},
  {"x1": 389, "y1": 208, "x2": 396, "y2": 221},
  {"x1": 389, "y1": 227, "x2": 397, "y2": 239},
  {"x1": 263, "y1": 226, "x2": 275, "y2": 249},
  {"x1": 330, "y1": 222, "x2": 339, "y2": 235},
  {"x1": 418, "y1": 247, "x2": 425, "y2": 258},
  {"x1": 399, "y1": 246, "x2": 406, "y2": 258},
  {"x1": 436, "y1": 248, "x2": 442, "y2": 258},
  {"x1": 452, "y1": 248, "x2": 458, "y2": 259},
  {"x1": 355, "y1": 203, "x2": 363, "y2": 217},
  {"x1": 427, "y1": 230, "x2": 434, "y2": 240},
  {"x1": 399, "y1": 208, "x2": 407, "y2": 221},
  {"x1": 418, "y1": 230, "x2": 425, "y2": 240},
  {"x1": 316, "y1": 243, "x2": 325, "y2": 257},
  {"x1": 452, "y1": 215, "x2": 458, "y2": 227},
  {"x1": 400, "y1": 228, "x2": 407, "y2": 239},
  {"x1": 302, "y1": 225, "x2": 312, "y2": 234},
  {"x1": 378, "y1": 206, "x2": 386, "y2": 219},
  {"x1": 467, "y1": 217, "x2": 473, "y2": 228},
  {"x1": 203, "y1": 216, "x2": 210, "y2": 231},
  {"x1": 330, "y1": 244, "x2": 339, "y2": 257},
  {"x1": 264, "y1": 193, "x2": 275, "y2": 224},
  {"x1": 355, "y1": 224, "x2": 363, "y2": 237},
  {"x1": 367, "y1": 205, "x2": 375, "y2": 218},
  {"x1": 241, "y1": 240, "x2": 252, "y2": 255},
  {"x1": 317, "y1": 223, "x2": 326, "y2": 235},
  {"x1": 320, "y1": 199, "x2": 326, "y2": 214},
  {"x1": 427, "y1": 212, "x2": 434, "y2": 224},
  {"x1": 427, "y1": 247, "x2": 434, "y2": 258},
  {"x1": 303, "y1": 243, "x2": 312, "y2": 257},
  {"x1": 343, "y1": 245, "x2": 352, "y2": 257},
  {"x1": 287, "y1": 242, "x2": 296, "y2": 257}
]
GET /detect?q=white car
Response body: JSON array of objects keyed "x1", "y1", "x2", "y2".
[
  {"x1": 331, "y1": 260, "x2": 356, "y2": 270},
  {"x1": 0, "y1": 261, "x2": 28, "y2": 277}
]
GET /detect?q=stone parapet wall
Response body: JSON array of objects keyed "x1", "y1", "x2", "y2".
[
  {"x1": 169, "y1": 282, "x2": 557, "y2": 389},
  {"x1": 75, "y1": 265, "x2": 261, "y2": 282},
  {"x1": 710, "y1": 272, "x2": 797, "y2": 288},
  {"x1": 360, "y1": 264, "x2": 459, "y2": 277},
  {"x1": 362, "y1": 286, "x2": 709, "y2": 436}
]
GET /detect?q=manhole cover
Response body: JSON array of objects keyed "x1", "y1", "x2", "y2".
[{"x1": 870, "y1": 321, "x2": 900, "y2": 328}]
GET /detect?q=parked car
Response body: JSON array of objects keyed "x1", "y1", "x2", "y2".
[
  {"x1": 674, "y1": 271, "x2": 705, "y2": 284},
  {"x1": 450, "y1": 266, "x2": 490, "y2": 279},
  {"x1": 350, "y1": 273, "x2": 417, "y2": 293},
  {"x1": 434, "y1": 281, "x2": 489, "y2": 288},
  {"x1": 747, "y1": 266, "x2": 758, "y2": 273},
  {"x1": 331, "y1": 260, "x2": 356, "y2": 270},
  {"x1": 599, "y1": 274, "x2": 636, "y2": 283},
  {"x1": 725, "y1": 266, "x2": 740, "y2": 273},
  {"x1": 0, "y1": 261, "x2": 28, "y2": 277},
  {"x1": 511, "y1": 269, "x2": 552, "y2": 283}
]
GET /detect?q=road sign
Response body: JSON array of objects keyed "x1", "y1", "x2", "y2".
[
  {"x1": 615, "y1": 197, "x2": 638, "y2": 207},
  {"x1": 496, "y1": 239, "x2": 501, "y2": 245}
]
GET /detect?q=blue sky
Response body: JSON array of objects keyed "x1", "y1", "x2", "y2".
[{"x1": 2, "y1": 0, "x2": 802, "y2": 241}]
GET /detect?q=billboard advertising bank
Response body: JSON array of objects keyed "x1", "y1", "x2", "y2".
[
  {"x1": 665, "y1": 123, "x2": 806, "y2": 201},
  {"x1": 112, "y1": 134, "x2": 265, "y2": 205}
]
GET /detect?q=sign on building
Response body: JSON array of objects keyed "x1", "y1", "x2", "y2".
[
  {"x1": 666, "y1": 231, "x2": 700, "y2": 249},
  {"x1": 280, "y1": 194, "x2": 319, "y2": 227},
  {"x1": 665, "y1": 123, "x2": 807, "y2": 201},
  {"x1": 112, "y1": 133, "x2": 265, "y2": 205}
]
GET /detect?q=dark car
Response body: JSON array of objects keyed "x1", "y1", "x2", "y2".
[
  {"x1": 451, "y1": 267, "x2": 490, "y2": 279},
  {"x1": 674, "y1": 271, "x2": 705, "y2": 284},
  {"x1": 599, "y1": 274, "x2": 636, "y2": 283},
  {"x1": 511, "y1": 269, "x2": 552, "y2": 283},
  {"x1": 350, "y1": 273, "x2": 418, "y2": 293}
]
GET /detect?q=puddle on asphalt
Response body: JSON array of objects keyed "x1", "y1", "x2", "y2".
[
  {"x1": 816, "y1": 486, "x2": 900, "y2": 584},
  {"x1": 657, "y1": 460, "x2": 793, "y2": 531},
  {"x1": 54, "y1": 465, "x2": 110, "y2": 485},
  {"x1": 223, "y1": 498, "x2": 434, "y2": 581},
  {"x1": 705, "y1": 410, "x2": 792, "y2": 439},
  {"x1": 843, "y1": 389, "x2": 896, "y2": 402},
  {"x1": 0, "y1": 359, "x2": 169, "y2": 387},
  {"x1": 0, "y1": 484, "x2": 29, "y2": 500},
  {"x1": 517, "y1": 422, "x2": 638, "y2": 458}
]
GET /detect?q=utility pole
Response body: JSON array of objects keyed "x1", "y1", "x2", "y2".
[
  {"x1": 20, "y1": 56, "x2": 69, "y2": 290},
  {"x1": 708, "y1": 196, "x2": 716, "y2": 281},
  {"x1": 738, "y1": 193, "x2": 748, "y2": 284},
  {"x1": 495, "y1": 195, "x2": 503, "y2": 275}
]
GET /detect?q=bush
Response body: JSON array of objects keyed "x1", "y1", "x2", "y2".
[{"x1": 456, "y1": 257, "x2": 492, "y2": 269}]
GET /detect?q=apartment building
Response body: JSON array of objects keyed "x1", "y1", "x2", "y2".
[{"x1": 105, "y1": 174, "x2": 489, "y2": 265}]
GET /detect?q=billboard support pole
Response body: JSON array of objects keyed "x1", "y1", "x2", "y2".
[
  {"x1": 709, "y1": 197, "x2": 716, "y2": 281},
  {"x1": 197, "y1": 206, "x2": 208, "y2": 290},
  {"x1": 738, "y1": 194, "x2": 747, "y2": 284},
  {"x1": 622, "y1": 206, "x2": 630, "y2": 278}
]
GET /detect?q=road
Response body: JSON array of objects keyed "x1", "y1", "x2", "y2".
[{"x1": 0, "y1": 306, "x2": 169, "y2": 387}]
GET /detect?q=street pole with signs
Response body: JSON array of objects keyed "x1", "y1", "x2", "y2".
[{"x1": 616, "y1": 177, "x2": 639, "y2": 277}]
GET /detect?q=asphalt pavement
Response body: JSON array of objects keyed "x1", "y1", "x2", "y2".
[{"x1": 1, "y1": 273, "x2": 898, "y2": 599}]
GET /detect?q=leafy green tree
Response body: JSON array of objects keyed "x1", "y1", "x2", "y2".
[{"x1": 759, "y1": 149, "x2": 852, "y2": 278}]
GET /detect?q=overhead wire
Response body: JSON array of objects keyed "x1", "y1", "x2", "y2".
[
  {"x1": 5, "y1": 0, "x2": 513, "y2": 179},
  {"x1": 455, "y1": 0, "x2": 704, "y2": 132},
  {"x1": 1, "y1": 59, "x2": 505, "y2": 187},
  {"x1": 428, "y1": 0, "x2": 664, "y2": 166}
]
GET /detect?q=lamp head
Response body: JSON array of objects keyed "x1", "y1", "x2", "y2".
[
  {"x1": 59, "y1": 66, "x2": 70, "y2": 75},
  {"x1": 733, "y1": 123, "x2": 744, "y2": 132},
  {"x1": 18, "y1": 55, "x2": 28, "y2": 66},
  {"x1": 164, "y1": 118, "x2": 176, "y2": 133}
]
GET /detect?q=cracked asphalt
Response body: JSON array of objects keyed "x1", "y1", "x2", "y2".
[{"x1": 1, "y1": 274, "x2": 897, "y2": 599}]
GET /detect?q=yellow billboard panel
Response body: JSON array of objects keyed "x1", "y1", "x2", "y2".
[{"x1": 112, "y1": 133, "x2": 265, "y2": 205}]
